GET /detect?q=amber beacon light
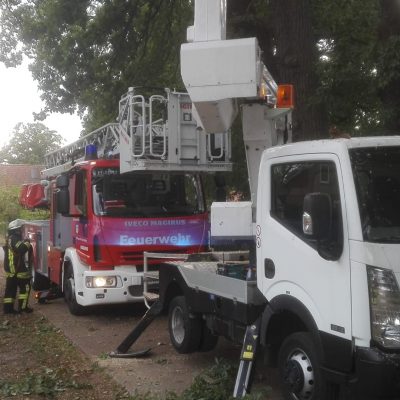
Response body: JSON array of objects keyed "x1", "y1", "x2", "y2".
[{"x1": 277, "y1": 85, "x2": 294, "y2": 108}]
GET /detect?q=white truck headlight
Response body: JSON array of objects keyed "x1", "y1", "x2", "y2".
[
  {"x1": 85, "y1": 276, "x2": 117, "y2": 288},
  {"x1": 367, "y1": 266, "x2": 400, "y2": 349}
]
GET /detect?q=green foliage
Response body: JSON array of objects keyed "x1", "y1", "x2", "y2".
[
  {"x1": 19, "y1": 207, "x2": 50, "y2": 221},
  {"x1": 312, "y1": 0, "x2": 400, "y2": 134},
  {"x1": 313, "y1": 0, "x2": 379, "y2": 131},
  {"x1": 0, "y1": 314, "x2": 129, "y2": 399},
  {"x1": 0, "y1": 368, "x2": 91, "y2": 398},
  {"x1": 0, "y1": 122, "x2": 63, "y2": 164},
  {"x1": 230, "y1": 0, "x2": 400, "y2": 136},
  {"x1": 0, "y1": 186, "x2": 20, "y2": 234},
  {"x1": 0, "y1": 186, "x2": 49, "y2": 237},
  {"x1": 1, "y1": 0, "x2": 399, "y2": 136},
  {"x1": 125, "y1": 359, "x2": 269, "y2": 400},
  {"x1": 0, "y1": 0, "x2": 193, "y2": 129},
  {"x1": 0, "y1": 316, "x2": 91, "y2": 398},
  {"x1": 1, "y1": 0, "x2": 400, "y2": 199},
  {"x1": 180, "y1": 359, "x2": 239, "y2": 400},
  {"x1": 98, "y1": 351, "x2": 109, "y2": 360}
]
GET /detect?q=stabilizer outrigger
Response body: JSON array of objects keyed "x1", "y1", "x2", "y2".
[{"x1": 109, "y1": 300, "x2": 163, "y2": 358}]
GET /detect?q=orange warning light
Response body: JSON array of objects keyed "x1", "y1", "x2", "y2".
[{"x1": 277, "y1": 85, "x2": 294, "y2": 108}]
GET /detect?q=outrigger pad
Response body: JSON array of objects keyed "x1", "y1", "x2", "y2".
[{"x1": 109, "y1": 348, "x2": 152, "y2": 358}]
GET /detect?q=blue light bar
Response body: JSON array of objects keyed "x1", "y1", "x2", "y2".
[{"x1": 85, "y1": 144, "x2": 98, "y2": 160}]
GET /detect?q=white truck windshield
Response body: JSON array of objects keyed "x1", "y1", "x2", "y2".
[
  {"x1": 350, "y1": 147, "x2": 400, "y2": 243},
  {"x1": 92, "y1": 168, "x2": 204, "y2": 218}
]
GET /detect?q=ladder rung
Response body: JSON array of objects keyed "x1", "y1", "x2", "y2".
[{"x1": 144, "y1": 292, "x2": 160, "y2": 302}]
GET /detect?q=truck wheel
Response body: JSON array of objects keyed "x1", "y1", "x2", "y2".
[
  {"x1": 64, "y1": 268, "x2": 86, "y2": 316},
  {"x1": 198, "y1": 320, "x2": 219, "y2": 352},
  {"x1": 278, "y1": 332, "x2": 334, "y2": 400},
  {"x1": 168, "y1": 296, "x2": 202, "y2": 354}
]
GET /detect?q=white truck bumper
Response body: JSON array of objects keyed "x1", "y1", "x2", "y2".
[{"x1": 75, "y1": 267, "x2": 144, "y2": 307}]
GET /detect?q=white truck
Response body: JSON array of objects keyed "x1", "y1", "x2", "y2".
[{"x1": 113, "y1": 2, "x2": 400, "y2": 399}]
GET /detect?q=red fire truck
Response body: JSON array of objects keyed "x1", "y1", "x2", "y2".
[{"x1": 20, "y1": 88, "x2": 231, "y2": 315}]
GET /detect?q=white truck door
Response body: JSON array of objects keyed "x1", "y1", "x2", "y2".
[{"x1": 257, "y1": 153, "x2": 352, "y2": 341}]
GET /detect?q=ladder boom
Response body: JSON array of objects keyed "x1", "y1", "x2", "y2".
[
  {"x1": 42, "y1": 123, "x2": 120, "y2": 178},
  {"x1": 42, "y1": 88, "x2": 232, "y2": 179}
]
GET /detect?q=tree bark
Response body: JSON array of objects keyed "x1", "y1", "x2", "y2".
[
  {"x1": 267, "y1": 0, "x2": 328, "y2": 141},
  {"x1": 378, "y1": 0, "x2": 400, "y2": 132}
]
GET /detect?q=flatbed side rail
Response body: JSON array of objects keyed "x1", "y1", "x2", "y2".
[{"x1": 143, "y1": 252, "x2": 189, "y2": 309}]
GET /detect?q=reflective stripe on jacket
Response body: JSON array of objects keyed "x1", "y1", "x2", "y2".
[
  {"x1": 3, "y1": 246, "x2": 16, "y2": 276},
  {"x1": 3, "y1": 236, "x2": 33, "y2": 278}
]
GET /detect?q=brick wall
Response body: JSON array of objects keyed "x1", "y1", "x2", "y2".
[{"x1": 0, "y1": 164, "x2": 44, "y2": 187}]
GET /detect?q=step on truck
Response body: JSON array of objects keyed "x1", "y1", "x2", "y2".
[
  {"x1": 19, "y1": 86, "x2": 233, "y2": 315},
  {"x1": 115, "y1": 1, "x2": 400, "y2": 399}
]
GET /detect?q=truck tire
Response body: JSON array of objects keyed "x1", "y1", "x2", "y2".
[
  {"x1": 168, "y1": 296, "x2": 202, "y2": 354},
  {"x1": 278, "y1": 332, "x2": 337, "y2": 400},
  {"x1": 63, "y1": 267, "x2": 86, "y2": 316},
  {"x1": 198, "y1": 320, "x2": 219, "y2": 352}
]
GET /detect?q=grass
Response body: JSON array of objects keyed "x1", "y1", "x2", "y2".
[
  {"x1": 0, "y1": 314, "x2": 271, "y2": 400},
  {"x1": 124, "y1": 358, "x2": 269, "y2": 400},
  {"x1": 0, "y1": 368, "x2": 91, "y2": 398},
  {"x1": 0, "y1": 314, "x2": 127, "y2": 399}
]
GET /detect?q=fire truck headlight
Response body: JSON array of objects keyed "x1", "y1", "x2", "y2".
[
  {"x1": 367, "y1": 265, "x2": 400, "y2": 349},
  {"x1": 86, "y1": 276, "x2": 117, "y2": 288}
]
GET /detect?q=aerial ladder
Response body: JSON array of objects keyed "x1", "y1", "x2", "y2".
[{"x1": 42, "y1": 88, "x2": 232, "y2": 179}]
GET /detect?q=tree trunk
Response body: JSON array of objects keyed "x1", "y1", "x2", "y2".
[
  {"x1": 268, "y1": 0, "x2": 328, "y2": 141},
  {"x1": 378, "y1": 0, "x2": 400, "y2": 132}
]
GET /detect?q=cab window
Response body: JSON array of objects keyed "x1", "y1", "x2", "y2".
[
  {"x1": 75, "y1": 170, "x2": 87, "y2": 217},
  {"x1": 271, "y1": 161, "x2": 343, "y2": 256}
]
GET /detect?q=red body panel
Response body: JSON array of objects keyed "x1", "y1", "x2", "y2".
[
  {"x1": 47, "y1": 247, "x2": 63, "y2": 286},
  {"x1": 40, "y1": 158, "x2": 209, "y2": 286}
]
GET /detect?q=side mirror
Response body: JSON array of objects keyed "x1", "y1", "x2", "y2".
[
  {"x1": 302, "y1": 193, "x2": 332, "y2": 240},
  {"x1": 56, "y1": 174, "x2": 70, "y2": 215},
  {"x1": 56, "y1": 188, "x2": 70, "y2": 215},
  {"x1": 56, "y1": 174, "x2": 69, "y2": 189}
]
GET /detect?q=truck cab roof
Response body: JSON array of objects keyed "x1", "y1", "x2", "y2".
[{"x1": 264, "y1": 136, "x2": 400, "y2": 160}]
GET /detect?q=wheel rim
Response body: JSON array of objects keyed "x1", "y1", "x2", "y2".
[
  {"x1": 283, "y1": 348, "x2": 315, "y2": 400},
  {"x1": 171, "y1": 305, "x2": 185, "y2": 345}
]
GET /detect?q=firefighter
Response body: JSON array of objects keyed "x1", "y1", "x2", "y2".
[{"x1": 3, "y1": 220, "x2": 33, "y2": 314}]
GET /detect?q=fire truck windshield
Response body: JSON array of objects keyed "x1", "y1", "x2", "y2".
[
  {"x1": 92, "y1": 168, "x2": 205, "y2": 218},
  {"x1": 350, "y1": 146, "x2": 400, "y2": 243}
]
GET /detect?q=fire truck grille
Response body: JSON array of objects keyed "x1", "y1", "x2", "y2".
[
  {"x1": 120, "y1": 250, "x2": 189, "y2": 271},
  {"x1": 120, "y1": 252, "x2": 145, "y2": 263}
]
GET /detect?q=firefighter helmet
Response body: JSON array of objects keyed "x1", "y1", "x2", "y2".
[{"x1": 8, "y1": 219, "x2": 25, "y2": 232}]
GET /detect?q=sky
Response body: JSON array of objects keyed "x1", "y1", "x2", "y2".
[{"x1": 0, "y1": 60, "x2": 83, "y2": 148}]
